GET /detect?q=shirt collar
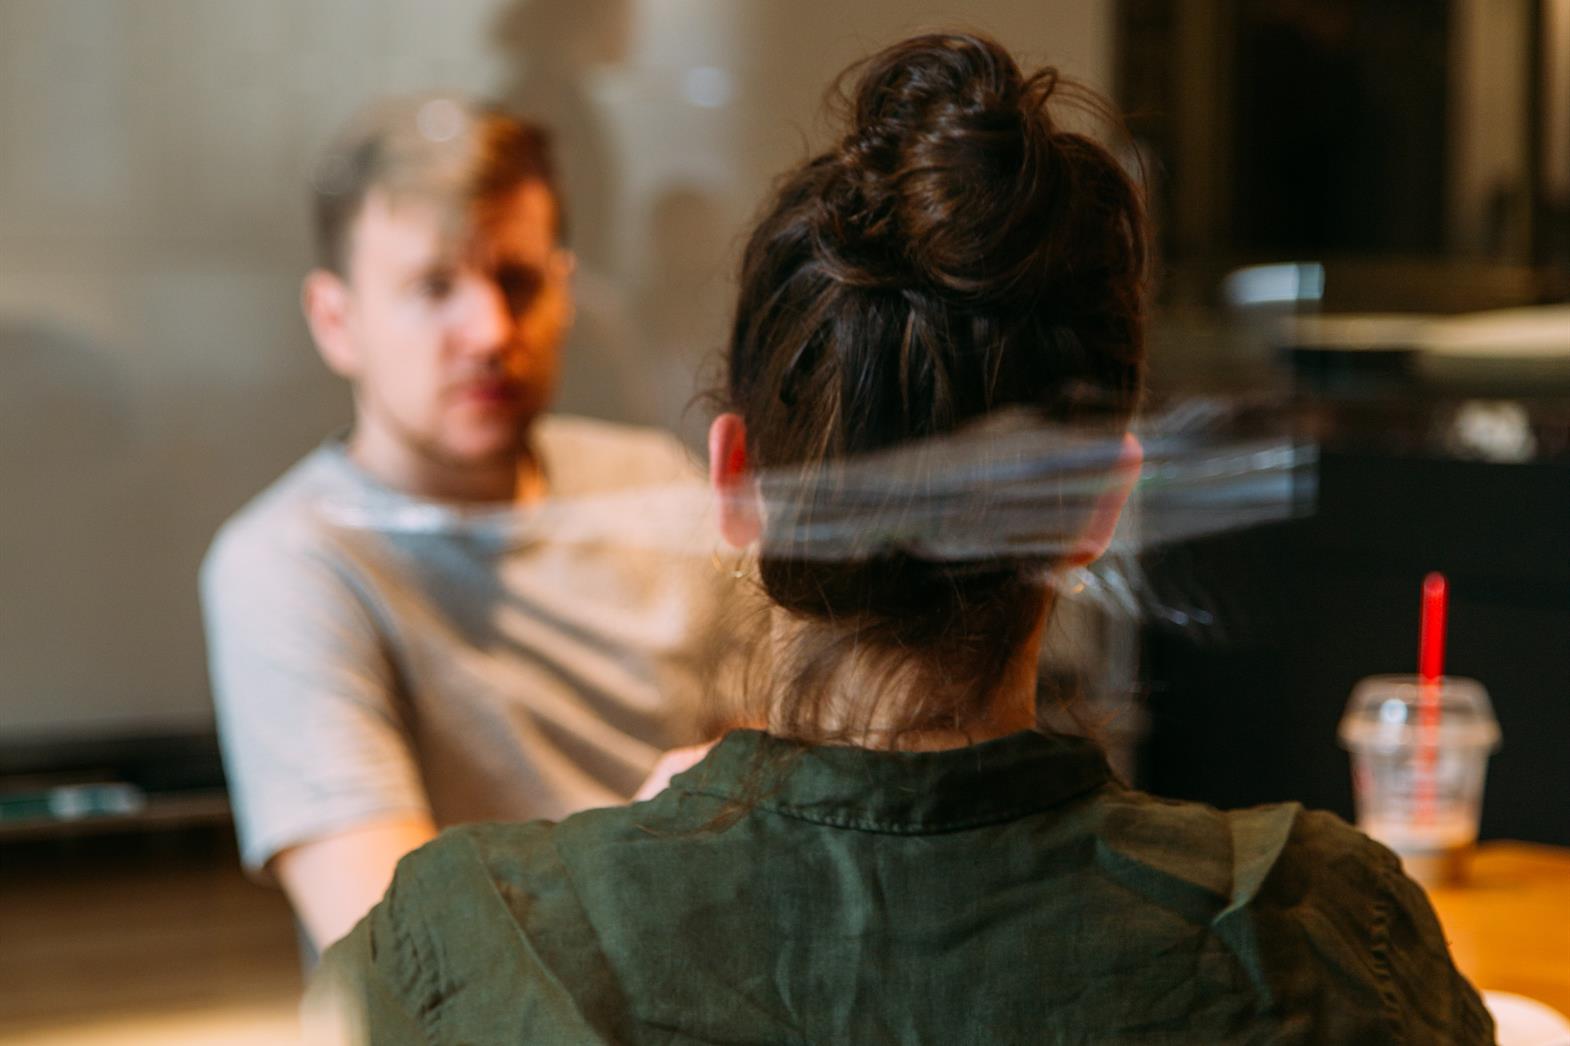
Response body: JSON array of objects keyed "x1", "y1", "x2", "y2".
[{"x1": 670, "y1": 729, "x2": 1112, "y2": 834}]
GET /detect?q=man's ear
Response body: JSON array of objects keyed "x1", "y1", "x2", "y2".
[
  {"x1": 1068, "y1": 432, "x2": 1143, "y2": 566},
  {"x1": 302, "y1": 269, "x2": 358, "y2": 379},
  {"x1": 708, "y1": 412, "x2": 762, "y2": 549}
]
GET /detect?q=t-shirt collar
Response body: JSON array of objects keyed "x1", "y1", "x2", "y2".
[
  {"x1": 311, "y1": 430, "x2": 551, "y2": 549},
  {"x1": 671, "y1": 729, "x2": 1112, "y2": 834}
]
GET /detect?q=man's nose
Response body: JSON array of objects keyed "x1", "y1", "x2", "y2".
[{"x1": 452, "y1": 276, "x2": 515, "y2": 354}]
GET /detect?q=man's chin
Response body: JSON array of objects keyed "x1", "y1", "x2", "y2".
[{"x1": 437, "y1": 421, "x2": 536, "y2": 471}]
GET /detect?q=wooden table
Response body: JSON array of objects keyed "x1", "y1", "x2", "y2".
[{"x1": 1424, "y1": 842, "x2": 1570, "y2": 1017}]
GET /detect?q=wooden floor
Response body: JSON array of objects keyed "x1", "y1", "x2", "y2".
[{"x1": 0, "y1": 827, "x2": 303, "y2": 1044}]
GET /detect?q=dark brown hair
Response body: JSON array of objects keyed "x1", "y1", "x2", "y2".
[
  {"x1": 720, "y1": 33, "x2": 1149, "y2": 744},
  {"x1": 310, "y1": 94, "x2": 561, "y2": 275}
]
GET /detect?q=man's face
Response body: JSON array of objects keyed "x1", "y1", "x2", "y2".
[{"x1": 328, "y1": 180, "x2": 568, "y2": 473}]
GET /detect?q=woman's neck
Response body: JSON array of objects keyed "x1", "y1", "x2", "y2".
[{"x1": 765, "y1": 604, "x2": 1048, "y2": 752}]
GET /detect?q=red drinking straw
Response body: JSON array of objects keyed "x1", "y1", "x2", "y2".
[
  {"x1": 1419, "y1": 572, "x2": 1448, "y2": 682},
  {"x1": 1415, "y1": 572, "x2": 1448, "y2": 822}
]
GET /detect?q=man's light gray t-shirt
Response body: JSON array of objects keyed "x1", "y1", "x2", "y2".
[{"x1": 201, "y1": 416, "x2": 731, "y2": 874}]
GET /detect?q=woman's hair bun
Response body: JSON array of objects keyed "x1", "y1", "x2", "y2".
[
  {"x1": 825, "y1": 33, "x2": 1066, "y2": 303},
  {"x1": 720, "y1": 31, "x2": 1149, "y2": 740}
]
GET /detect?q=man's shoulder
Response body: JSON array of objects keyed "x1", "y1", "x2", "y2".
[
  {"x1": 536, "y1": 414, "x2": 703, "y2": 496},
  {"x1": 202, "y1": 443, "x2": 351, "y2": 585}
]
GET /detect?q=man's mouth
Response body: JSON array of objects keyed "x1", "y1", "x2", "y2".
[{"x1": 454, "y1": 379, "x2": 522, "y2": 407}]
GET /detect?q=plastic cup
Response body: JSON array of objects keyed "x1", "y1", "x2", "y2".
[{"x1": 1337, "y1": 674, "x2": 1501, "y2": 885}]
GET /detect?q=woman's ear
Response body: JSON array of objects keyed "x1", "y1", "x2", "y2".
[
  {"x1": 708, "y1": 412, "x2": 763, "y2": 549},
  {"x1": 302, "y1": 269, "x2": 358, "y2": 379},
  {"x1": 1068, "y1": 432, "x2": 1143, "y2": 566}
]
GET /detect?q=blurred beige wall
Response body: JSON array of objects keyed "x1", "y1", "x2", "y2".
[{"x1": 0, "y1": 0, "x2": 1110, "y2": 737}]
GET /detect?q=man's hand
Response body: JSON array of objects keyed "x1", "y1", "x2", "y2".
[{"x1": 272, "y1": 815, "x2": 438, "y2": 952}]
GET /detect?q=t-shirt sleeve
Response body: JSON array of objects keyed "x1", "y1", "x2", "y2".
[{"x1": 201, "y1": 520, "x2": 430, "y2": 875}]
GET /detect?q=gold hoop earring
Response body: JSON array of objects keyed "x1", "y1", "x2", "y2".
[{"x1": 712, "y1": 551, "x2": 749, "y2": 580}]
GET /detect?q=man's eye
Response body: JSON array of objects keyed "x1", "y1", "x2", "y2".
[
  {"x1": 419, "y1": 274, "x2": 456, "y2": 300},
  {"x1": 496, "y1": 266, "x2": 544, "y2": 311}
]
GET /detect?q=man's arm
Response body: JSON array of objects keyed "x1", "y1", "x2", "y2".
[
  {"x1": 201, "y1": 515, "x2": 436, "y2": 940},
  {"x1": 273, "y1": 815, "x2": 439, "y2": 951}
]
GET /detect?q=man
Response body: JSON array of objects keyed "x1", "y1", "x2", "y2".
[{"x1": 202, "y1": 95, "x2": 728, "y2": 950}]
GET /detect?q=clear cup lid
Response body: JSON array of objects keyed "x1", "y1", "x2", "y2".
[{"x1": 1337, "y1": 674, "x2": 1501, "y2": 753}]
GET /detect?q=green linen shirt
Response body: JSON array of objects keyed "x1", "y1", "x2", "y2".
[{"x1": 308, "y1": 729, "x2": 1494, "y2": 1045}]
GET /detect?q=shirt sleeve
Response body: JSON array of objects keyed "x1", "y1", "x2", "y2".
[
  {"x1": 201, "y1": 519, "x2": 430, "y2": 875},
  {"x1": 304, "y1": 840, "x2": 460, "y2": 1045},
  {"x1": 1369, "y1": 846, "x2": 1498, "y2": 1044},
  {"x1": 301, "y1": 912, "x2": 430, "y2": 1046},
  {"x1": 306, "y1": 823, "x2": 635, "y2": 1044},
  {"x1": 1256, "y1": 809, "x2": 1497, "y2": 1044}
]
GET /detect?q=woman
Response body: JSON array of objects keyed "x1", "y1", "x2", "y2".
[{"x1": 308, "y1": 33, "x2": 1492, "y2": 1044}]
